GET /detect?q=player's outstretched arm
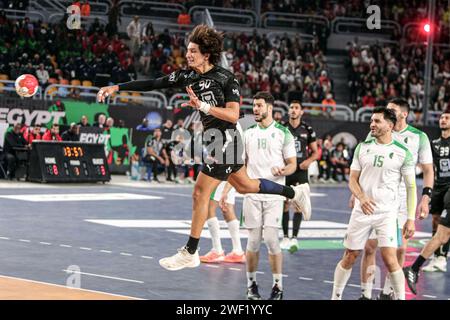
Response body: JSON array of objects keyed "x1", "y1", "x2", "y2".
[{"x1": 97, "y1": 73, "x2": 182, "y2": 103}]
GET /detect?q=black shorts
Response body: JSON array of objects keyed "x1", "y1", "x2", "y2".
[
  {"x1": 201, "y1": 163, "x2": 244, "y2": 181},
  {"x1": 286, "y1": 169, "x2": 308, "y2": 186},
  {"x1": 430, "y1": 185, "x2": 450, "y2": 228}
]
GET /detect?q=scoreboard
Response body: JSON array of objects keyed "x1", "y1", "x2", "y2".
[{"x1": 28, "y1": 141, "x2": 110, "y2": 183}]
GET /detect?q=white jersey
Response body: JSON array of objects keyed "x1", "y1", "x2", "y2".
[
  {"x1": 366, "y1": 125, "x2": 432, "y2": 194},
  {"x1": 351, "y1": 138, "x2": 415, "y2": 215},
  {"x1": 244, "y1": 121, "x2": 296, "y2": 201}
]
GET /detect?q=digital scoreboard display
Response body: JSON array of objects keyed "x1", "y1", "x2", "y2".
[{"x1": 28, "y1": 141, "x2": 110, "y2": 183}]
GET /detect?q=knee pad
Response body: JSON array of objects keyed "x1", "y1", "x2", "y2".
[
  {"x1": 263, "y1": 227, "x2": 281, "y2": 255},
  {"x1": 246, "y1": 227, "x2": 262, "y2": 252}
]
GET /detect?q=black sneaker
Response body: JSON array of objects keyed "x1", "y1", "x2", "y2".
[
  {"x1": 268, "y1": 284, "x2": 283, "y2": 300},
  {"x1": 403, "y1": 266, "x2": 418, "y2": 295},
  {"x1": 377, "y1": 292, "x2": 395, "y2": 300},
  {"x1": 358, "y1": 295, "x2": 371, "y2": 300},
  {"x1": 246, "y1": 282, "x2": 261, "y2": 300}
]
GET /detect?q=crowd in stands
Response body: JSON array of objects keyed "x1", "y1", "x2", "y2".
[
  {"x1": 347, "y1": 40, "x2": 450, "y2": 122},
  {"x1": 0, "y1": 11, "x2": 136, "y2": 93}
]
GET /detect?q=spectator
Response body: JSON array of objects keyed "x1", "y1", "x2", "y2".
[
  {"x1": 126, "y1": 16, "x2": 141, "y2": 57},
  {"x1": 23, "y1": 124, "x2": 42, "y2": 145},
  {"x1": 61, "y1": 123, "x2": 80, "y2": 142},
  {"x1": 106, "y1": 0, "x2": 121, "y2": 36},
  {"x1": 106, "y1": 117, "x2": 114, "y2": 130},
  {"x1": 321, "y1": 93, "x2": 336, "y2": 113},
  {"x1": 136, "y1": 118, "x2": 151, "y2": 132},
  {"x1": 362, "y1": 91, "x2": 376, "y2": 107},
  {"x1": 42, "y1": 123, "x2": 62, "y2": 141},
  {"x1": 329, "y1": 142, "x2": 349, "y2": 182},
  {"x1": 3, "y1": 123, "x2": 28, "y2": 180},
  {"x1": 80, "y1": 0, "x2": 90, "y2": 17},
  {"x1": 93, "y1": 114, "x2": 106, "y2": 128},
  {"x1": 78, "y1": 115, "x2": 90, "y2": 127},
  {"x1": 161, "y1": 119, "x2": 173, "y2": 141},
  {"x1": 142, "y1": 127, "x2": 168, "y2": 183},
  {"x1": 177, "y1": 10, "x2": 191, "y2": 26},
  {"x1": 36, "y1": 63, "x2": 49, "y2": 86}
]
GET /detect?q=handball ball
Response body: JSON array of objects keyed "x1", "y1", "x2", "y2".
[{"x1": 15, "y1": 74, "x2": 39, "y2": 98}]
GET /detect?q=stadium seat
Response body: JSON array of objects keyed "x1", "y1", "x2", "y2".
[
  {"x1": 48, "y1": 78, "x2": 58, "y2": 85},
  {"x1": 0, "y1": 82, "x2": 4, "y2": 93},
  {"x1": 82, "y1": 80, "x2": 93, "y2": 87},
  {"x1": 71, "y1": 79, "x2": 81, "y2": 86},
  {"x1": 60, "y1": 79, "x2": 69, "y2": 85},
  {"x1": 47, "y1": 87, "x2": 57, "y2": 97},
  {"x1": 0, "y1": 74, "x2": 8, "y2": 80},
  {"x1": 131, "y1": 92, "x2": 143, "y2": 104},
  {"x1": 119, "y1": 91, "x2": 131, "y2": 103}
]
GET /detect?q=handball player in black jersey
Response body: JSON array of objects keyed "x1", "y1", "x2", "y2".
[
  {"x1": 404, "y1": 109, "x2": 450, "y2": 293},
  {"x1": 97, "y1": 25, "x2": 308, "y2": 271}
]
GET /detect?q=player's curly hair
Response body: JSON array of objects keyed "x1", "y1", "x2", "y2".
[{"x1": 188, "y1": 24, "x2": 223, "y2": 65}]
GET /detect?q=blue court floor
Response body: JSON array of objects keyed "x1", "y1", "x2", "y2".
[{"x1": 0, "y1": 176, "x2": 448, "y2": 300}]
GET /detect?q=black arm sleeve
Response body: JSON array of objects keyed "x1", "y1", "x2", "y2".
[{"x1": 118, "y1": 70, "x2": 185, "y2": 91}]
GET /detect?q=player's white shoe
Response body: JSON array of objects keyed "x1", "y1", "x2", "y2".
[
  {"x1": 280, "y1": 237, "x2": 291, "y2": 250},
  {"x1": 422, "y1": 256, "x2": 438, "y2": 272},
  {"x1": 291, "y1": 183, "x2": 311, "y2": 220},
  {"x1": 159, "y1": 247, "x2": 201, "y2": 271},
  {"x1": 433, "y1": 256, "x2": 447, "y2": 272}
]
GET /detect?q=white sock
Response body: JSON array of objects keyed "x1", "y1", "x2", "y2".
[
  {"x1": 389, "y1": 269, "x2": 405, "y2": 300},
  {"x1": 361, "y1": 282, "x2": 373, "y2": 299},
  {"x1": 273, "y1": 273, "x2": 283, "y2": 290},
  {"x1": 207, "y1": 217, "x2": 222, "y2": 253},
  {"x1": 247, "y1": 272, "x2": 256, "y2": 287},
  {"x1": 383, "y1": 274, "x2": 392, "y2": 295},
  {"x1": 331, "y1": 262, "x2": 352, "y2": 300},
  {"x1": 227, "y1": 219, "x2": 243, "y2": 253}
]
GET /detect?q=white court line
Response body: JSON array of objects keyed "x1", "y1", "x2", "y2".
[
  {"x1": 204, "y1": 265, "x2": 220, "y2": 269},
  {"x1": 62, "y1": 270, "x2": 144, "y2": 284},
  {"x1": 120, "y1": 252, "x2": 132, "y2": 256},
  {"x1": 422, "y1": 295, "x2": 437, "y2": 299},
  {"x1": 323, "y1": 280, "x2": 334, "y2": 284},
  {"x1": 228, "y1": 268, "x2": 241, "y2": 271},
  {"x1": 60, "y1": 244, "x2": 72, "y2": 248},
  {"x1": 299, "y1": 277, "x2": 313, "y2": 281},
  {"x1": 141, "y1": 256, "x2": 153, "y2": 259},
  {"x1": 39, "y1": 242, "x2": 51, "y2": 245},
  {"x1": 282, "y1": 274, "x2": 289, "y2": 278},
  {"x1": 255, "y1": 271, "x2": 265, "y2": 275},
  {"x1": 18, "y1": 239, "x2": 31, "y2": 243},
  {"x1": 348, "y1": 284, "x2": 360, "y2": 288},
  {"x1": 0, "y1": 274, "x2": 141, "y2": 300},
  {"x1": 100, "y1": 250, "x2": 112, "y2": 254},
  {"x1": 79, "y1": 247, "x2": 92, "y2": 251},
  {"x1": 0, "y1": 237, "x2": 10, "y2": 240}
]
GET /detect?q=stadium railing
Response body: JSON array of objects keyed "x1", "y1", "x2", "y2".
[
  {"x1": 189, "y1": 6, "x2": 257, "y2": 28},
  {"x1": 331, "y1": 17, "x2": 401, "y2": 36},
  {"x1": 120, "y1": 1, "x2": 185, "y2": 22},
  {"x1": 47, "y1": 12, "x2": 108, "y2": 25},
  {"x1": 109, "y1": 91, "x2": 168, "y2": 109},
  {"x1": 302, "y1": 103, "x2": 354, "y2": 121},
  {"x1": 44, "y1": 84, "x2": 100, "y2": 102},
  {"x1": 260, "y1": 12, "x2": 329, "y2": 31},
  {"x1": 2, "y1": 8, "x2": 46, "y2": 22}
]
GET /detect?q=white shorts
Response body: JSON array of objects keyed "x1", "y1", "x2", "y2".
[
  {"x1": 211, "y1": 181, "x2": 236, "y2": 205},
  {"x1": 243, "y1": 197, "x2": 283, "y2": 229},
  {"x1": 368, "y1": 189, "x2": 406, "y2": 246},
  {"x1": 344, "y1": 210, "x2": 398, "y2": 250}
]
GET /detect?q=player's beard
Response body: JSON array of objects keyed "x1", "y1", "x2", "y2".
[{"x1": 255, "y1": 111, "x2": 268, "y2": 122}]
